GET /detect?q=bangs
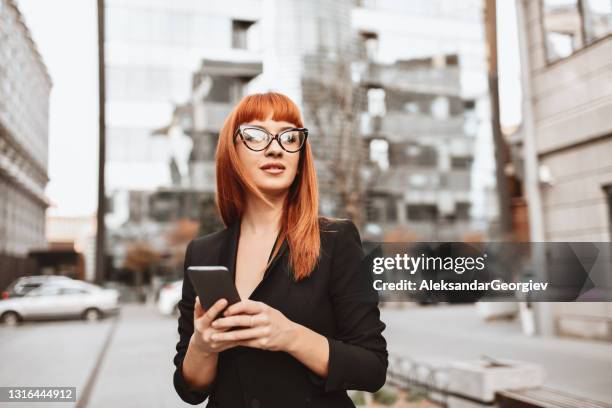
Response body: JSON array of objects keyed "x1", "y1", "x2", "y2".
[{"x1": 234, "y1": 92, "x2": 303, "y2": 128}]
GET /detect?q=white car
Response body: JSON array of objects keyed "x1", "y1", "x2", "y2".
[
  {"x1": 158, "y1": 280, "x2": 183, "y2": 316},
  {"x1": 0, "y1": 279, "x2": 120, "y2": 325},
  {"x1": 2, "y1": 275, "x2": 72, "y2": 299}
]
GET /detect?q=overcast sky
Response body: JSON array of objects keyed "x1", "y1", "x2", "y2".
[
  {"x1": 15, "y1": 0, "x2": 522, "y2": 218},
  {"x1": 16, "y1": 0, "x2": 99, "y2": 218}
]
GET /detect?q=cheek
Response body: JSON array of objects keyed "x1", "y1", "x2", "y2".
[
  {"x1": 237, "y1": 148, "x2": 260, "y2": 170},
  {"x1": 287, "y1": 156, "x2": 300, "y2": 175}
]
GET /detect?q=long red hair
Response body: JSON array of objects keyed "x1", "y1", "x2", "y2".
[{"x1": 215, "y1": 92, "x2": 321, "y2": 281}]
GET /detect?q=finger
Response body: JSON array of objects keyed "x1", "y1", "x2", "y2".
[
  {"x1": 211, "y1": 326, "x2": 270, "y2": 342},
  {"x1": 224, "y1": 300, "x2": 266, "y2": 316},
  {"x1": 236, "y1": 337, "x2": 272, "y2": 350},
  {"x1": 212, "y1": 314, "x2": 263, "y2": 329},
  {"x1": 200, "y1": 298, "x2": 228, "y2": 325},
  {"x1": 194, "y1": 296, "x2": 203, "y2": 317},
  {"x1": 213, "y1": 339, "x2": 243, "y2": 352}
]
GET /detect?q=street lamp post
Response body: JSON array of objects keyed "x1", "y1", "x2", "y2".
[{"x1": 95, "y1": 0, "x2": 106, "y2": 285}]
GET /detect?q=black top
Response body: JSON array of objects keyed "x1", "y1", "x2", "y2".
[{"x1": 173, "y1": 217, "x2": 388, "y2": 407}]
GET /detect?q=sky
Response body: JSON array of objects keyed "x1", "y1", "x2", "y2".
[
  {"x1": 16, "y1": 0, "x2": 99, "y2": 217},
  {"x1": 15, "y1": 0, "x2": 522, "y2": 218}
]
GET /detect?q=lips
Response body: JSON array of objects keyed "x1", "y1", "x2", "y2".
[{"x1": 260, "y1": 163, "x2": 286, "y2": 170}]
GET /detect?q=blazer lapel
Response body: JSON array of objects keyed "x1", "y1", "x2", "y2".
[{"x1": 218, "y1": 219, "x2": 240, "y2": 283}]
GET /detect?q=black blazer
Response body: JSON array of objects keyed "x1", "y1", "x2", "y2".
[{"x1": 173, "y1": 216, "x2": 388, "y2": 407}]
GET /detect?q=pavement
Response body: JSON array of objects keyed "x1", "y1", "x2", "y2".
[
  {"x1": 0, "y1": 316, "x2": 114, "y2": 408},
  {"x1": 0, "y1": 302, "x2": 611, "y2": 407},
  {"x1": 381, "y1": 304, "x2": 612, "y2": 404}
]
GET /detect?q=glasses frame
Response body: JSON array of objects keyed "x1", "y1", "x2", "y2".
[{"x1": 234, "y1": 125, "x2": 309, "y2": 153}]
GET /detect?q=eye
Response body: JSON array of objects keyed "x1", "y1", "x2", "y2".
[
  {"x1": 281, "y1": 131, "x2": 297, "y2": 143},
  {"x1": 280, "y1": 130, "x2": 306, "y2": 150},
  {"x1": 242, "y1": 128, "x2": 268, "y2": 142}
]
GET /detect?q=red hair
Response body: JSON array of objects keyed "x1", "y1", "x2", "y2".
[{"x1": 215, "y1": 92, "x2": 321, "y2": 281}]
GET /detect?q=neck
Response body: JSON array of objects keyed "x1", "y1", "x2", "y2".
[{"x1": 241, "y1": 191, "x2": 286, "y2": 236}]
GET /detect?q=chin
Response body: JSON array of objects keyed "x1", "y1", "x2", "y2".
[{"x1": 256, "y1": 181, "x2": 292, "y2": 195}]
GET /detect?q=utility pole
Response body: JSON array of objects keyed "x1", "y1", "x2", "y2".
[
  {"x1": 515, "y1": 0, "x2": 553, "y2": 337},
  {"x1": 95, "y1": 0, "x2": 106, "y2": 285},
  {"x1": 484, "y1": 0, "x2": 513, "y2": 238}
]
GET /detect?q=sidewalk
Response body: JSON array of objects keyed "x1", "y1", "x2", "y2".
[
  {"x1": 381, "y1": 304, "x2": 612, "y2": 404},
  {"x1": 0, "y1": 318, "x2": 114, "y2": 408},
  {"x1": 86, "y1": 303, "x2": 192, "y2": 408}
]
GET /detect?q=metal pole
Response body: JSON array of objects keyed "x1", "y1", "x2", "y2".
[
  {"x1": 484, "y1": 0, "x2": 513, "y2": 238},
  {"x1": 516, "y1": 0, "x2": 553, "y2": 336},
  {"x1": 95, "y1": 0, "x2": 106, "y2": 285}
]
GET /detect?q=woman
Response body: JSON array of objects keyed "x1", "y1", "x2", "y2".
[{"x1": 173, "y1": 92, "x2": 388, "y2": 407}]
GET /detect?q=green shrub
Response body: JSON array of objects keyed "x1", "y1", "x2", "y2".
[
  {"x1": 350, "y1": 390, "x2": 366, "y2": 405},
  {"x1": 372, "y1": 386, "x2": 398, "y2": 405},
  {"x1": 405, "y1": 385, "x2": 429, "y2": 402}
]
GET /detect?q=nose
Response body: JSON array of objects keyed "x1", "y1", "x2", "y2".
[{"x1": 265, "y1": 137, "x2": 284, "y2": 156}]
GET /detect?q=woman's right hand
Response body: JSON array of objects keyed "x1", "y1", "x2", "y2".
[{"x1": 190, "y1": 297, "x2": 242, "y2": 355}]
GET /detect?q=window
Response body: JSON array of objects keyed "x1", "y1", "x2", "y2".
[
  {"x1": 230, "y1": 77, "x2": 250, "y2": 104},
  {"x1": 232, "y1": 20, "x2": 255, "y2": 49},
  {"x1": 406, "y1": 204, "x2": 438, "y2": 221},
  {"x1": 445, "y1": 54, "x2": 459, "y2": 66},
  {"x1": 542, "y1": 0, "x2": 612, "y2": 62},
  {"x1": 605, "y1": 184, "x2": 612, "y2": 239},
  {"x1": 391, "y1": 143, "x2": 437, "y2": 167},
  {"x1": 15, "y1": 283, "x2": 42, "y2": 296},
  {"x1": 386, "y1": 198, "x2": 398, "y2": 222},
  {"x1": 451, "y1": 156, "x2": 472, "y2": 169},
  {"x1": 430, "y1": 96, "x2": 449, "y2": 119},
  {"x1": 366, "y1": 199, "x2": 382, "y2": 222},
  {"x1": 582, "y1": 0, "x2": 612, "y2": 43},
  {"x1": 29, "y1": 286, "x2": 61, "y2": 297},
  {"x1": 369, "y1": 138, "x2": 389, "y2": 170},
  {"x1": 542, "y1": 0, "x2": 582, "y2": 61},
  {"x1": 60, "y1": 287, "x2": 89, "y2": 295},
  {"x1": 359, "y1": 31, "x2": 379, "y2": 60},
  {"x1": 367, "y1": 88, "x2": 386, "y2": 116},
  {"x1": 455, "y1": 202, "x2": 471, "y2": 220},
  {"x1": 404, "y1": 102, "x2": 420, "y2": 114}
]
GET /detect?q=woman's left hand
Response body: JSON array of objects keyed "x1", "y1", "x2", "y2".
[{"x1": 209, "y1": 300, "x2": 298, "y2": 352}]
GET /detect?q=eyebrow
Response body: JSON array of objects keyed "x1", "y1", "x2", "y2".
[{"x1": 249, "y1": 125, "x2": 296, "y2": 132}]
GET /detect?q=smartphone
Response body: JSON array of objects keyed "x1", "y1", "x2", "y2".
[{"x1": 187, "y1": 266, "x2": 241, "y2": 315}]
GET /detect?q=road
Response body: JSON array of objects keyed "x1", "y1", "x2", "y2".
[{"x1": 1, "y1": 303, "x2": 611, "y2": 406}]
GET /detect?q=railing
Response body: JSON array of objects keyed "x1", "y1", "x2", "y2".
[{"x1": 496, "y1": 388, "x2": 612, "y2": 408}]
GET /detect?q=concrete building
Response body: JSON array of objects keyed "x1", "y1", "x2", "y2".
[
  {"x1": 104, "y1": 0, "x2": 498, "y2": 244},
  {"x1": 104, "y1": 0, "x2": 264, "y2": 229},
  {"x1": 518, "y1": 0, "x2": 612, "y2": 340},
  {"x1": 351, "y1": 0, "x2": 495, "y2": 239},
  {"x1": 185, "y1": 59, "x2": 263, "y2": 193},
  {"x1": 0, "y1": 0, "x2": 51, "y2": 281},
  {"x1": 359, "y1": 55, "x2": 476, "y2": 241}
]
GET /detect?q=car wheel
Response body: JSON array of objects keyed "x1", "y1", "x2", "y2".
[
  {"x1": 1, "y1": 311, "x2": 21, "y2": 326},
  {"x1": 83, "y1": 308, "x2": 102, "y2": 322}
]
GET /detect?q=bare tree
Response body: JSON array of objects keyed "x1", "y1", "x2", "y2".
[
  {"x1": 123, "y1": 242, "x2": 160, "y2": 302},
  {"x1": 302, "y1": 47, "x2": 367, "y2": 228}
]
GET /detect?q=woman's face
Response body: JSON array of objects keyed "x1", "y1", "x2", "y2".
[{"x1": 235, "y1": 114, "x2": 301, "y2": 196}]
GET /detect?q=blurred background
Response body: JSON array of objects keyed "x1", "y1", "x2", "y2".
[{"x1": 1, "y1": 0, "x2": 611, "y2": 407}]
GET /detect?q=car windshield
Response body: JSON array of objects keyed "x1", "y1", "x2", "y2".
[
  {"x1": 15, "y1": 283, "x2": 43, "y2": 295},
  {"x1": 27, "y1": 285, "x2": 62, "y2": 297}
]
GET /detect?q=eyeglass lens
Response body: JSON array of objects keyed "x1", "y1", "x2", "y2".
[{"x1": 241, "y1": 127, "x2": 306, "y2": 152}]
